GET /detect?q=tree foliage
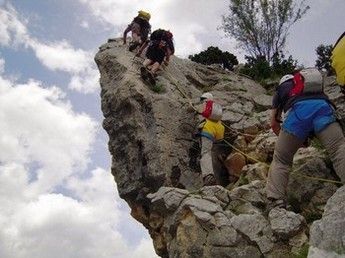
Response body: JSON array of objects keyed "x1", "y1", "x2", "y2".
[
  {"x1": 221, "y1": 0, "x2": 309, "y2": 63},
  {"x1": 315, "y1": 44, "x2": 334, "y2": 75},
  {"x1": 240, "y1": 51, "x2": 297, "y2": 82},
  {"x1": 188, "y1": 46, "x2": 239, "y2": 70}
]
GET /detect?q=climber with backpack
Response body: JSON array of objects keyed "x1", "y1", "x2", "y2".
[
  {"x1": 331, "y1": 31, "x2": 345, "y2": 91},
  {"x1": 266, "y1": 68, "x2": 345, "y2": 210},
  {"x1": 192, "y1": 92, "x2": 225, "y2": 186},
  {"x1": 123, "y1": 10, "x2": 151, "y2": 52},
  {"x1": 137, "y1": 29, "x2": 175, "y2": 85}
]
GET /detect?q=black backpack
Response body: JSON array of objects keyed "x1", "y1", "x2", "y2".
[{"x1": 150, "y1": 29, "x2": 166, "y2": 41}]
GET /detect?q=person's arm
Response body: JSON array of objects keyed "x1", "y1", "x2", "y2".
[
  {"x1": 270, "y1": 108, "x2": 282, "y2": 136},
  {"x1": 123, "y1": 24, "x2": 132, "y2": 44},
  {"x1": 164, "y1": 48, "x2": 172, "y2": 65}
]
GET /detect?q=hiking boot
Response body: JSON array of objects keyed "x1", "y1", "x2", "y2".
[
  {"x1": 140, "y1": 67, "x2": 149, "y2": 80},
  {"x1": 129, "y1": 42, "x2": 140, "y2": 52},
  {"x1": 203, "y1": 174, "x2": 217, "y2": 186},
  {"x1": 147, "y1": 70, "x2": 156, "y2": 85}
]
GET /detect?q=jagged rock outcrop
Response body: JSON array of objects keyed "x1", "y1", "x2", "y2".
[
  {"x1": 308, "y1": 185, "x2": 345, "y2": 257},
  {"x1": 95, "y1": 38, "x2": 345, "y2": 258}
]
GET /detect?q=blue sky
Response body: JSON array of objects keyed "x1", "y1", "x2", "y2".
[{"x1": 0, "y1": 1, "x2": 344, "y2": 257}]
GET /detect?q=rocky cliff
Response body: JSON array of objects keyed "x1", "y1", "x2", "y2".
[{"x1": 95, "y1": 38, "x2": 345, "y2": 258}]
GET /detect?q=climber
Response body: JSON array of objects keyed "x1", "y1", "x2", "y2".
[
  {"x1": 123, "y1": 10, "x2": 151, "y2": 52},
  {"x1": 266, "y1": 68, "x2": 345, "y2": 210},
  {"x1": 137, "y1": 29, "x2": 174, "y2": 84},
  {"x1": 193, "y1": 92, "x2": 225, "y2": 186},
  {"x1": 331, "y1": 32, "x2": 345, "y2": 90}
]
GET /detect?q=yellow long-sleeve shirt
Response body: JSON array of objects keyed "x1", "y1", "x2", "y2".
[{"x1": 199, "y1": 119, "x2": 225, "y2": 142}]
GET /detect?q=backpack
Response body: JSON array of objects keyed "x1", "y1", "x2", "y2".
[
  {"x1": 150, "y1": 29, "x2": 166, "y2": 41},
  {"x1": 201, "y1": 100, "x2": 223, "y2": 121},
  {"x1": 289, "y1": 68, "x2": 323, "y2": 97},
  {"x1": 282, "y1": 68, "x2": 331, "y2": 113}
]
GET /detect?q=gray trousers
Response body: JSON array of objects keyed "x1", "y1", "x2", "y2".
[
  {"x1": 266, "y1": 122, "x2": 345, "y2": 200},
  {"x1": 200, "y1": 137, "x2": 214, "y2": 178}
]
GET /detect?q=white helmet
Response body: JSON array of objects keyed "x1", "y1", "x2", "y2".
[
  {"x1": 200, "y1": 92, "x2": 213, "y2": 101},
  {"x1": 279, "y1": 74, "x2": 294, "y2": 85}
]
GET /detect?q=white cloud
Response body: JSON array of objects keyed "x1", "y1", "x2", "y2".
[
  {"x1": 0, "y1": 4, "x2": 29, "y2": 46},
  {"x1": 80, "y1": 20, "x2": 89, "y2": 29},
  {"x1": 69, "y1": 65, "x2": 100, "y2": 93},
  {"x1": 30, "y1": 40, "x2": 92, "y2": 73},
  {"x1": 0, "y1": 166, "x2": 158, "y2": 258},
  {"x1": 0, "y1": 4, "x2": 100, "y2": 93},
  {"x1": 28, "y1": 39, "x2": 100, "y2": 93},
  {"x1": 0, "y1": 69, "x2": 157, "y2": 257},
  {"x1": 0, "y1": 57, "x2": 4, "y2": 73},
  {"x1": 0, "y1": 77, "x2": 97, "y2": 194}
]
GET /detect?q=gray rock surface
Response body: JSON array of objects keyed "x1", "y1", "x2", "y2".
[
  {"x1": 96, "y1": 38, "x2": 345, "y2": 258},
  {"x1": 309, "y1": 186, "x2": 345, "y2": 257}
]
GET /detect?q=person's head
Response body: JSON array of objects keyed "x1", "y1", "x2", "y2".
[
  {"x1": 200, "y1": 92, "x2": 213, "y2": 102},
  {"x1": 279, "y1": 74, "x2": 294, "y2": 85},
  {"x1": 138, "y1": 10, "x2": 151, "y2": 21}
]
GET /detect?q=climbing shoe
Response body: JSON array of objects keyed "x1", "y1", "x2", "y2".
[
  {"x1": 146, "y1": 70, "x2": 156, "y2": 86},
  {"x1": 129, "y1": 42, "x2": 140, "y2": 52}
]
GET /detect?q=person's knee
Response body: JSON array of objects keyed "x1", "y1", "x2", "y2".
[{"x1": 272, "y1": 145, "x2": 294, "y2": 166}]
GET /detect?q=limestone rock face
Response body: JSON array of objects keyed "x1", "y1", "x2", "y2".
[
  {"x1": 96, "y1": 39, "x2": 345, "y2": 258},
  {"x1": 308, "y1": 185, "x2": 345, "y2": 258}
]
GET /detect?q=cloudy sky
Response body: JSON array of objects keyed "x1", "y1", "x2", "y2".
[{"x1": 0, "y1": 1, "x2": 343, "y2": 257}]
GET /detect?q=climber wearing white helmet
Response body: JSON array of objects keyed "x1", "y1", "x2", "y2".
[
  {"x1": 123, "y1": 10, "x2": 151, "y2": 52},
  {"x1": 191, "y1": 92, "x2": 224, "y2": 186},
  {"x1": 266, "y1": 68, "x2": 345, "y2": 210}
]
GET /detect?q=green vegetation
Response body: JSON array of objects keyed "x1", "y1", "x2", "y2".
[
  {"x1": 315, "y1": 44, "x2": 334, "y2": 75},
  {"x1": 310, "y1": 138, "x2": 324, "y2": 150},
  {"x1": 221, "y1": 0, "x2": 309, "y2": 63},
  {"x1": 293, "y1": 244, "x2": 309, "y2": 258},
  {"x1": 151, "y1": 82, "x2": 165, "y2": 93},
  {"x1": 240, "y1": 52, "x2": 297, "y2": 84},
  {"x1": 188, "y1": 46, "x2": 239, "y2": 71}
]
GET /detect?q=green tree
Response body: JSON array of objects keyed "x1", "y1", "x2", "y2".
[
  {"x1": 271, "y1": 51, "x2": 297, "y2": 76},
  {"x1": 221, "y1": 0, "x2": 309, "y2": 63},
  {"x1": 240, "y1": 55, "x2": 271, "y2": 81},
  {"x1": 240, "y1": 52, "x2": 297, "y2": 83},
  {"x1": 188, "y1": 46, "x2": 239, "y2": 70},
  {"x1": 315, "y1": 44, "x2": 334, "y2": 75}
]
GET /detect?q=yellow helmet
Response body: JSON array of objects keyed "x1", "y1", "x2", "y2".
[{"x1": 138, "y1": 10, "x2": 151, "y2": 21}]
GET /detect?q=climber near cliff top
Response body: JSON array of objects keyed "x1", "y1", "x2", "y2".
[
  {"x1": 331, "y1": 31, "x2": 345, "y2": 91},
  {"x1": 266, "y1": 68, "x2": 345, "y2": 210},
  {"x1": 123, "y1": 10, "x2": 151, "y2": 52},
  {"x1": 137, "y1": 29, "x2": 175, "y2": 85},
  {"x1": 193, "y1": 92, "x2": 225, "y2": 186}
]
